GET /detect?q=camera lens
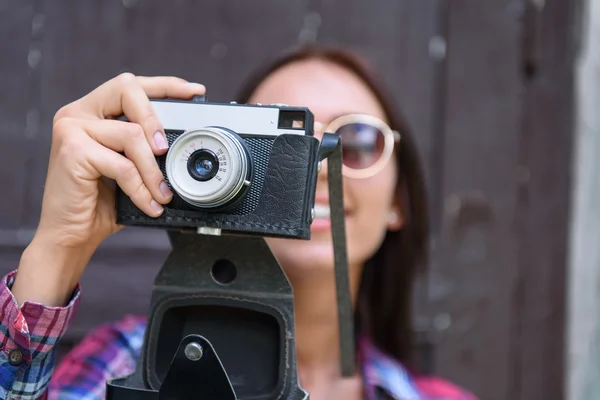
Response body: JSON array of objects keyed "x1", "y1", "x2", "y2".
[
  {"x1": 165, "y1": 127, "x2": 252, "y2": 209},
  {"x1": 187, "y1": 149, "x2": 219, "y2": 182}
]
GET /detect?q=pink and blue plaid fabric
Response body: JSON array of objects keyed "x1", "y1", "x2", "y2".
[{"x1": 0, "y1": 271, "x2": 476, "y2": 400}]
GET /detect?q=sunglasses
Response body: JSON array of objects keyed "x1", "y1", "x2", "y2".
[{"x1": 316, "y1": 114, "x2": 401, "y2": 179}]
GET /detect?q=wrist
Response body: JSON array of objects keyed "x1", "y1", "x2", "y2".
[{"x1": 11, "y1": 233, "x2": 94, "y2": 307}]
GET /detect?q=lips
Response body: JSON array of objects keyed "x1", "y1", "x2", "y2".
[
  {"x1": 313, "y1": 192, "x2": 350, "y2": 222},
  {"x1": 311, "y1": 200, "x2": 350, "y2": 232}
]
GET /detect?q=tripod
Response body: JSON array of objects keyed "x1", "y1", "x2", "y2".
[{"x1": 106, "y1": 133, "x2": 353, "y2": 399}]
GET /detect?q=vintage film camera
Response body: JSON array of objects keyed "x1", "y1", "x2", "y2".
[
  {"x1": 107, "y1": 96, "x2": 353, "y2": 400},
  {"x1": 115, "y1": 96, "x2": 320, "y2": 239}
]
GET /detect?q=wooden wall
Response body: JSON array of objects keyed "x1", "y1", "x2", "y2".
[{"x1": 0, "y1": 1, "x2": 582, "y2": 399}]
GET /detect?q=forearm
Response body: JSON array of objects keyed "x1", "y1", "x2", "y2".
[{"x1": 11, "y1": 234, "x2": 92, "y2": 307}]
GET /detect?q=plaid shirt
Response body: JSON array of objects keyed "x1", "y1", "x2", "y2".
[{"x1": 0, "y1": 271, "x2": 477, "y2": 400}]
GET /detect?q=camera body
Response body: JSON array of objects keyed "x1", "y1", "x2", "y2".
[{"x1": 116, "y1": 96, "x2": 320, "y2": 239}]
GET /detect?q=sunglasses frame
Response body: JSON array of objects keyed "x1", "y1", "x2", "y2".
[{"x1": 317, "y1": 114, "x2": 401, "y2": 179}]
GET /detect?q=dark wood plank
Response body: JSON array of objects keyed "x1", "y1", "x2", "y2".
[
  {"x1": 427, "y1": 1, "x2": 524, "y2": 399},
  {"x1": 513, "y1": 0, "x2": 580, "y2": 398},
  {"x1": 0, "y1": 0, "x2": 33, "y2": 140},
  {"x1": 0, "y1": 1, "x2": 35, "y2": 229},
  {"x1": 0, "y1": 140, "x2": 31, "y2": 231}
]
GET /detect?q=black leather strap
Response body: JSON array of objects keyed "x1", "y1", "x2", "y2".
[{"x1": 320, "y1": 133, "x2": 355, "y2": 377}]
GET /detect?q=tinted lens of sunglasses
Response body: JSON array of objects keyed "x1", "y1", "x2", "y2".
[{"x1": 336, "y1": 122, "x2": 385, "y2": 170}]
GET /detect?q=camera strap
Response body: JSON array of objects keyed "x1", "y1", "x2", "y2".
[{"x1": 319, "y1": 133, "x2": 356, "y2": 377}]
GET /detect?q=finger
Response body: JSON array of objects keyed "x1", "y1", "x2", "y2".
[
  {"x1": 136, "y1": 76, "x2": 206, "y2": 99},
  {"x1": 76, "y1": 118, "x2": 172, "y2": 204},
  {"x1": 81, "y1": 135, "x2": 165, "y2": 218},
  {"x1": 78, "y1": 73, "x2": 205, "y2": 153},
  {"x1": 81, "y1": 74, "x2": 206, "y2": 118},
  {"x1": 53, "y1": 76, "x2": 204, "y2": 123}
]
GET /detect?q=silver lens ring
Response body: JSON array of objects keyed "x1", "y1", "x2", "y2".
[{"x1": 165, "y1": 128, "x2": 249, "y2": 209}]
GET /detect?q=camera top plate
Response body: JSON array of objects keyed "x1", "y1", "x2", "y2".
[{"x1": 149, "y1": 99, "x2": 314, "y2": 138}]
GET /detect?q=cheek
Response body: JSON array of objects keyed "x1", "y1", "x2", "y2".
[
  {"x1": 345, "y1": 170, "x2": 397, "y2": 261},
  {"x1": 348, "y1": 165, "x2": 397, "y2": 219}
]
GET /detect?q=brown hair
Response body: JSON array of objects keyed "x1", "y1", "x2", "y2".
[{"x1": 235, "y1": 45, "x2": 430, "y2": 367}]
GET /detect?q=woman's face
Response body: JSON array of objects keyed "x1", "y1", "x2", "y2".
[{"x1": 248, "y1": 59, "x2": 403, "y2": 282}]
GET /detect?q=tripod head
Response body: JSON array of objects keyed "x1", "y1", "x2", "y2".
[{"x1": 106, "y1": 132, "x2": 353, "y2": 399}]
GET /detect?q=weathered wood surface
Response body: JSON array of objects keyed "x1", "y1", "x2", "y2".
[{"x1": 0, "y1": 1, "x2": 582, "y2": 399}]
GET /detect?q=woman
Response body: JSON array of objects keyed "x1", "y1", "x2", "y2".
[{"x1": 2, "y1": 45, "x2": 477, "y2": 400}]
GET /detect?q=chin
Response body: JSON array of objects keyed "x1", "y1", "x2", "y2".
[{"x1": 265, "y1": 236, "x2": 336, "y2": 280}]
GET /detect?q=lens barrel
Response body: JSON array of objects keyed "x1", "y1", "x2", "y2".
[{"x1": 165, "y1": 128, "x2": 251, "y2": 209}]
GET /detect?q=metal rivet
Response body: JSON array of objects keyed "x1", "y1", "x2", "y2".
[
  {"x1": 25, "y1": 109, "x2": 40, "y2": 139},
  {"x1": 311, "y1": 208, "x2": 316, "y2": 222},
  {"x1": 428, "y1": 36, "x2": 447, "y2": 61},
  {"x1": 184, "y1": 342, "x2": 203, "y2": 361},
  {"x1": 304, "y1": 11, "x2": 322, "y2": 29},
  {"x1": 299, "y1": 11, "x2": 322, "y2": 43},
  {"x1": 433, "y1": 313, "x2": 452, "y2": 332},
  {"x1": 28, "y1": 48, "x2": 42, "y2": 69},
  {"x1": 531, "y1": 0, "x2": 546, "y2": 11},
  {"x1": 31, "y1": 14, "x2": 45, "y2": 36},
  {"x1": 317, "y1": 161, "x2": 322, "y2": 173}
]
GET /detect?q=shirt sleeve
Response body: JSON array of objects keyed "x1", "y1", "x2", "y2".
[
  {"x1": 413, "y1": 375, "x2": 479, "y2": 400},
  {"x1": 0, "y1": 270, "x2": 80, "y2": 400},
  {"x1": 48, "y1": 315, "x2": 143, "y2": 400}
]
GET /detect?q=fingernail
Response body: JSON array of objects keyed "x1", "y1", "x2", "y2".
[
  {"x1": 187, "y1": 82, "x2": 205, "y2": 91},
  {"x1": 159, "y1": 181, "x2": 172, "y2": 198},
  {"x1": 154, "y1": 132, "x2": 168, "y2": 150},
  {"x1": 150, "y1": 199, "x2": 164, "y2": 215}
]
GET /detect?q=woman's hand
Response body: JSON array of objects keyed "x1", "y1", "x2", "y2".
[{"x1": 12, "y1": 73, "x2": 205, "y2": 307}]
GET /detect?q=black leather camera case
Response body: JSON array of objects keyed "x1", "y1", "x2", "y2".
[{"x1": 115, "y1": 133, "x2": 321, "y2": 240}]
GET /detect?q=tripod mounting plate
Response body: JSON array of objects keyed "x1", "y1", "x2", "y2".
[
  {"x1": 160, "y1": 334, "x2": 236, "y2": 400},
  {"x1": 106, "y1": 334, "x2": 235, "y2": 400}
]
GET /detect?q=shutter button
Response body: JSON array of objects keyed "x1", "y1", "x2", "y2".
[{"x1": 8, "y1": 349, "x2": 23, "y2": 366}]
